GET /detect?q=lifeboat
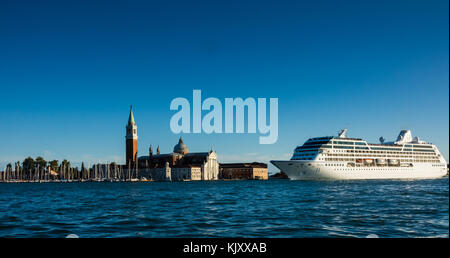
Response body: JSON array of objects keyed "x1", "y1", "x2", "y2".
[
  {"x1": 375, "y1": 159, "x2": 386, "y2": 165},
  {"x1": 388, "y1": 159, "x2": 400, "y2": 166},
  {"x1": 363, "y1": 159, "x2": 374, "y2": 164}
]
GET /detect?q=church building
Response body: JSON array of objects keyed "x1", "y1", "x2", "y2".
[
  {"x1": 124, "y1": 106, "x2": 219, "y2": 181},
  {"x1": 137, "y1": 137, "x2": 219, "y2": 181}
]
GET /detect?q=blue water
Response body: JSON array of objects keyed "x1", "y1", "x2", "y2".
[{"x1": 0, "y1": 178, "x2": 448, "y2": 238}]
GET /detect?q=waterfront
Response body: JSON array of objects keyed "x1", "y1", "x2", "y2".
[{"x1": 0, "y1": 178, "x2": 448, "y2": 238}]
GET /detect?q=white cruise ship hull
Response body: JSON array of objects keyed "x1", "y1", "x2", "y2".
[{"x1": 271, "y1": 160, "x2": 448, "y2": 180}]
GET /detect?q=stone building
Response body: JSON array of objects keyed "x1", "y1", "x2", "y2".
[
  {"x1": 137, "y1": 138, "x2": 219, "y2": 181},
  {"x1": 171, "y1": 166, "x2": 202, "y2": 181},
  {"x1": 219, "y1": 162, "x2": 268, "y2": 180},
  {"x1": 139, "y1": 163, "x2": 172, "y2": 181}
]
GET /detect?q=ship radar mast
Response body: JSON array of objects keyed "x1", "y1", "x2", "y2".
[{"x1": 338, "y1": 128, "x2": 348, "y2": 138}]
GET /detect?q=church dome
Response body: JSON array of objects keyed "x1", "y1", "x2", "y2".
[{"x1": 173, "y1": 137, "x2": 189, "y2": 154}]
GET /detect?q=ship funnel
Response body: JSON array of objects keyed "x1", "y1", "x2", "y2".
[
  {"x1": 395, "y1": 130, "x2": 413, "y2": 144},
  {"x1": 338, "y1": 129, "x2": 348, "y2": 138}
]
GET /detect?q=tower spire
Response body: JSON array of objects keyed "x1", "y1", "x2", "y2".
[
  {"x1": 128, "y1": 105, "x2": 135, "y2": 125},
  {"x1": 125, "y1": 105, "x2": 138, "y2": 166}
]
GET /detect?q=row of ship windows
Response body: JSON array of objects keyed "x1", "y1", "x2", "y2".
[
  {"x1": 305, "y1": 137, "x2": 433, "y2": 147},
  {"x1": 291, "y1": 158, "x2": 440, "y2": 163},
  {"x1": 294, "y1": 152, "x2": 437, "y2": 158},
  {"x1": 329, "y1": 141, "x2": 433, "y2": 149},
  {"x1": 324, "y1": 153, "x2": 438, "y2": 158},
  {"x1": 293, "y1": 158, "x2": 441, "y2": 163},
  {"x1": 332, "y1": 141, "x2": 367, "y2": 146},
  {"x1": 305, "y1": 140, "x2": 433, "y2": 149},
  {"x1": 296, "y1": 146, "x2": 435, "y2": 153},
  {"x1": 303, "y1": 141, "x2": 330, "y2": 146},
  {"x1": 346, "y1": 150, "x2": 435, "y2": 154},
  {"x1": 294, "y1": 152, "x2": 437, "y2": 157},
  {"x1": 308, "y1": 137, "x2": 332, "y2": 141},
  {"x1": 294, "y1": 151, "x2": 437, "y2": 158},
  {"x1": 323, "y1": 158, "x2": 441, "y2": 163}
]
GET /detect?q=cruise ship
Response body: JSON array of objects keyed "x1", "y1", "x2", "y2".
[{"x1": 271, "y1": 129, "x2": 448, "y2": 180}]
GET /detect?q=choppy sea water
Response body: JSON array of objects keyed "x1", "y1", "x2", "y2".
[{"x1": 0, "y1": 178, "x2": 448, "y2": 238}]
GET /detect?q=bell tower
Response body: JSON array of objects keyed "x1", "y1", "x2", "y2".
[{"x1": 126, "y1": 105, "x2": 138, "y2": 166}]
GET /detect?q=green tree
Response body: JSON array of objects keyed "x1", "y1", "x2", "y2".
[
  {"x1": 15, "y1": 161, "x2": 21, "y2": 170},
  {"x1": 22, "y1": 157, "x2": 35, "y2": 171},
  {"x1": 35, "y1": 156, "x2": 47, "y2": 168},
  {"x1": 49, "y1": 160, "x2": 58, "y2": 171},
  {"x1": 61, "y1": 159, "x2": 70, "y2": 168}
]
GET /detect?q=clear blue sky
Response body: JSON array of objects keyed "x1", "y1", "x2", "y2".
[{"x1": 0, "y1": 0, "x2": 448, "y2": 172}]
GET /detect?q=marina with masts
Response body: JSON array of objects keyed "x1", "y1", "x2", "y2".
[{"x1": 0, "y1": 161, "x2": 145, "y2": 183}]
